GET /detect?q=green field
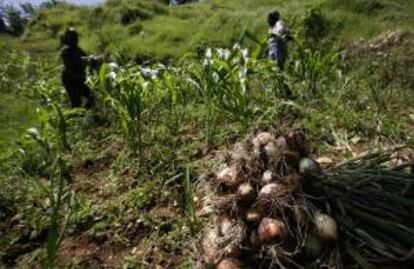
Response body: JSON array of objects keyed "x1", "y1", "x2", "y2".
[{"x1": 0, "y1": 0, "x2": 413, "y2": 268}]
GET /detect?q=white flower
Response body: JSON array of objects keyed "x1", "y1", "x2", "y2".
[
  {"x1": 241, "y1": 48, "x2": 249, "y2": 60},
  {"x1": 224, "y1": 49, "x2": 231, "y2": 60},
  {"x1": 27, "y1": 127, "x2": 40, "y2": 139},
  {"x1": 205, "y1": 48, "x2": 213, "y2": 60},
  {"x1": 108, "y1": 62, "x2": 119, "y2": 70},
  {"x1": 27, "y1": 127, "x2": 39, "y2": 136},
  {"x1": 217, "y1": 48, "x2": 225, "y2": 59},
  {"x1": 141, "y1": 67, "x2": 151, "y2": 77},
  {"x1": 217, "y1": 48, "x2": 231, "y2": 60},
  {"x1": 239, "y1": 67, "x2": 247, "y2": 79},
  {"x1": 186, "y1": 78, "x2": 200, "y2": 88},
  {"x1": 233, "y1": 43, "x2": 241, "y2": 50},
  {"x1": 240, "y1": 79, "x2": 247, "y2": 94},
  {"x1": 107, "y1": 71, "x2": 117, "y2": 80},
  {"x1": 151, "y1": 69, "x2": 159, "y2": 79},
  {"x1": 203, "y1": 59, "x2": 211, "y2": 67}
]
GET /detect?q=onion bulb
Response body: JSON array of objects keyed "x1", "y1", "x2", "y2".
[
  {"x1": 264, "y1": 141, "x2": 281, "y2": 161},
  {"x1": 245, "y1": 208, "x2": 262, "y2": 223},
  {"x1": 237, "y1": 183, "x2": 256, "y2": 202},
  {"x1": 216, "y1": 258, "x2": 243, "y2": 269},
  {"x1": 275, "y1": 135, "x2": 289, "y2": 151},
  {"x1": 313, "y1": 213, "x2": 338, "y2": 241},
  {"x1": 257, "y1": 218, "x2": 287, "y2": 243},
  {"x1": 253, "y1": 132, "x2": 274, "y2": 147},
  {"x1": 219, "y1": 216, "x2": 234, "y2": 236},
  {"x1": 299, "y1": 158, "x2": 320, "y2": 175},
  {"x1": 259, "y1": 183, "x2": 287, "y2": 197},
  {"x1": 262, "y1": 170, "x2": 274, "y2": 184},
  {"x1": 202, "y1": 228, "x2": 221, "y2": 265},
  {"x1": 217, "y1": 166, "x2": 239, "y2": 187},
  {"x1": 253, "y1": 132, "x2": 276, "y2": 157}
]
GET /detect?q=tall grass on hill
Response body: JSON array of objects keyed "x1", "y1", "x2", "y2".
[{"x1": 13, "y1": 0, "x2": 414, "y2": 60}]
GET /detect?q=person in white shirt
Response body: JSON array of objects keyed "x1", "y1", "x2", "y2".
[{"x1": 267, "y1": 10, "x2": 291, "y2": 69}]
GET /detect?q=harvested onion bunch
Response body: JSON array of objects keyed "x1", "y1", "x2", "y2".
[
  {"x1": 196, "y1": 131, "x2": 338, "y2": 268},
  {"x1": 197, "y1": 131, "x2": 414, "y2": 269}
]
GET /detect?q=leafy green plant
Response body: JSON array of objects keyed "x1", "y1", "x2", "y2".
[
  {"x1": 22, "y1": 117, "x2": 77, "y2": 269},
  {"x1": 125, "y1": 181, "x2": 157, "y2": 210},
  {"x1": 102, "y1": 66, "x2": 148, "y2": 157}
]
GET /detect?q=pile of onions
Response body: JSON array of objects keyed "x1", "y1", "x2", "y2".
[{"x1": 198, "y1": 131, "x2": 337, "y2": 268}]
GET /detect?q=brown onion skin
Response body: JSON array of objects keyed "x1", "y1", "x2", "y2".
[
  {"x1": 258, "y1": 218, "x2": 287, "y2": 244},
  {"x1": 284, "y1": 172, "x2": 302, "y2": 191},
  {"x1": 245, "y1": 208, "x2": 262, "y2": 223},
  {"x1": 219, "y1": 216, "x2": 234, "y2": 236},
  {"x1": 259, "y1": 183, "x2": 290, "y2": 198},
  {"x1": 237, "y1": 183, "x2": 257, "y2": 203},
  {"x1": 253, "y1": 132, "x2": 275, "y2": 146},
  {"x1": 216, "y1": 258, "x2": 243, "y2": 269},
  {"x1": 217, "y1": 167, "x2": 241, "y2": 187},
  {"x1": 224, "y1": 245, "x2": 242, "y2": 258}
]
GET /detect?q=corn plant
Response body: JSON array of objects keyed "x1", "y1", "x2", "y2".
[
  {"x1": 215, "y1": 46, "x2": 257, "y2": 132},
  {"x1": 45, "y1": 157, "x2": 77, "y2": 269},
  {"x1": 102, "y1": 66, "x2": 149, "y2": 157},
  {"x1": 186, "y1": 50, "x2": 220, "y2": 147},
  {"x1": 290, "y1": 39, "x2": 341, "y2": 97},
  {"x1": 22, "y1": 106, "x2": 77, "y2": 269},
  {"x1": 149, "y1": 65, "x2": 188, "y2": 135}
]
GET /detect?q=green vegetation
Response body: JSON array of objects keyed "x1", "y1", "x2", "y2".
[
  {"x1": 1, "y1": 0, "x2": 413, "y2": 60},
  {"x1": 0, "y1": 0, "x2": 413, "y2": 268}
]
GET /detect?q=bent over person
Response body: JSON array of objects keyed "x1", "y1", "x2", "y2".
[
  {"x1": 61, "y1": 28, "x2": 97, "y2": 109},
  {"x1": 267, "y1": 10, "x2": 290, "y2": 69}
]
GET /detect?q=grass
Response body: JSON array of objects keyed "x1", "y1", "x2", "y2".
[
  {"x1": 1, "y1": 0, "x2": 412, "y2": 60},
  {"x1": 0, "y1": 93, "x2": 35, "y2": 158}
]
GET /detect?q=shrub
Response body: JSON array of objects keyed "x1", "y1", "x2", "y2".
[
  {"x1": 120, "y1": 6, "x2": 153, "y2": 25},
  {"x1": 128, "y1": 22, "x2": 143, "y2": 35},
  {"x1": 302, "y1": 8, "x2": 331, "y2": 49}
]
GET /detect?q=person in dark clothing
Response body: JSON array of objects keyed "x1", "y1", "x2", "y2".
[
  {"x1": 267, "y1": 10, "x2": 291, "y2": 70},
  {"x1": 61, "y1": 28, "x2": 97, "y2": 109}
]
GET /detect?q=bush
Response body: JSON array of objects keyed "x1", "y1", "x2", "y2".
[
  {"x1": 302, "y1": 8, "x2": 342, "y2": 51},
  {"x1": 120, "y1": 6, "x2": 153, "y2": 25},
  {"x1": 128, "y1": 22, "x2": 143, "y2": 35}
]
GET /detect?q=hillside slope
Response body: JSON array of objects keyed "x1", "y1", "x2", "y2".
[{"x1": 5, "y1": 0, "x2": 414, "y2": 60}]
